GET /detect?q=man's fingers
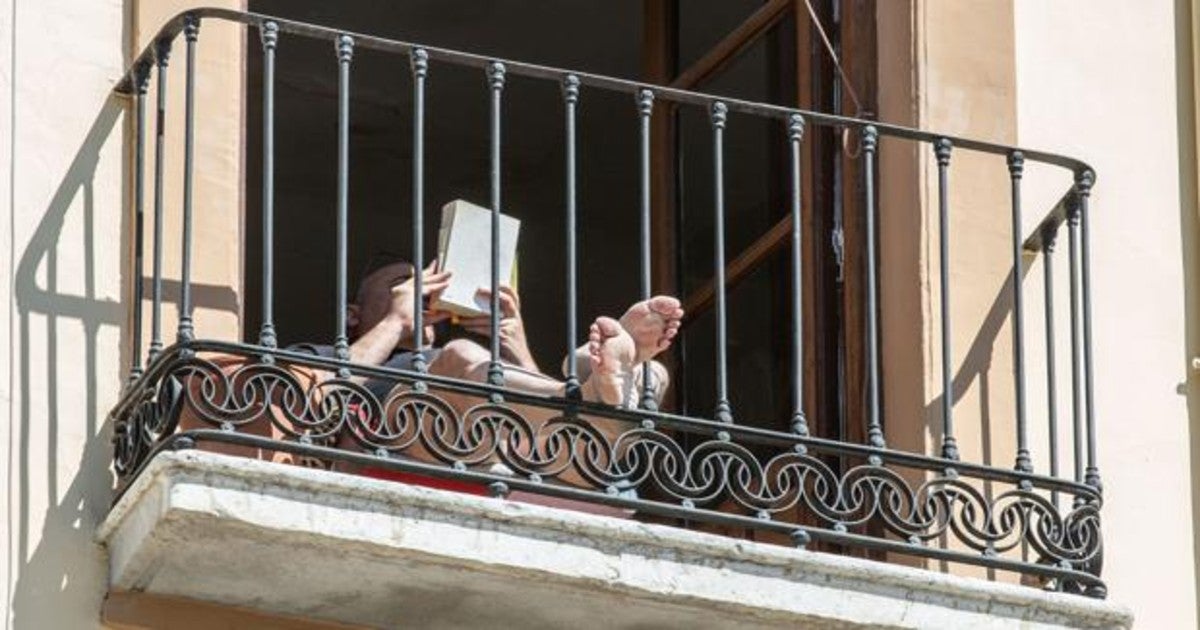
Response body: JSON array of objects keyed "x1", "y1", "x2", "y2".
[
  {"x1": 477, "y1": 287, "x2": 520, "y2": 318},
  {"x1": 421, "y1": 270, "x2": 452, "y2": 284},
  {"x1": 423, "y1": 310, "x2": 451, "y2": 324},
  {"x1": 421, "y1": 278, "x2": 452, "y2": 295},
  {"x1": 498, "y1": 284, "x2": 521, "y2": 310}
]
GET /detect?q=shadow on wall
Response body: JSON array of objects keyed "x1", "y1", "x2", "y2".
[
  {"x1": 9, "y1": 96, "x2": 125, "y2": 629},
  {"x1": 7, "y1": 90, "x2": 238, "y2": 625}
]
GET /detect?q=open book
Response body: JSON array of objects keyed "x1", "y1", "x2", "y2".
[{"x1": 433, "y1": 199, "x2": 520, "y2": 317}]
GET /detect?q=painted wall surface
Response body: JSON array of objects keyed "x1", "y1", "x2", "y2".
[
  {"x1": 1, "y1": 0, "x2": 128, "y2": 627},
  {"x1": 2, "y1": 1, "x2": 245, "y2": 627},
  {"x1": 1013, "y1": 1, "x2": 1195, "y2": 627}
]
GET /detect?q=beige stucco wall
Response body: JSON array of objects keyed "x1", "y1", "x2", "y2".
[
  {"x1": 1014, "y1": 1, "x2": 1197, "y2": 627},
  {"x1": 2, "y1": 1, "x2": 244, "y2": 627},
  {"x1": 880, "y1": 0, "x2": 1198, "y2": 620},
  {"x1": 1, "y1": 0, "x2": 128, "y2": 627}
]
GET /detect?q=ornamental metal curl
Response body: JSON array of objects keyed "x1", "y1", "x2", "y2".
[{"x1": 111, "y1": 349, "x2": 1102, "y2": 586}]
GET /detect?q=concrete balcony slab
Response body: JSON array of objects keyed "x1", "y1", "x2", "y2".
[{"x1": 97, "y1": 451, "x2": 1131, "y2": 629}]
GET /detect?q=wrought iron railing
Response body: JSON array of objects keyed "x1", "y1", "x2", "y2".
[{"x1": 109, "y1": 8, "x2": 1105, "y2": 597}]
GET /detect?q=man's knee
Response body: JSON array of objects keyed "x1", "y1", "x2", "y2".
[{"x1": 432, "y1": 338, "x2": 490, "y2": 377}]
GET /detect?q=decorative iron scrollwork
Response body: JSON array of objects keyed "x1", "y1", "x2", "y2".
[{"x1": 111, "y1": 348, "x2": 1102, "y2": 589}]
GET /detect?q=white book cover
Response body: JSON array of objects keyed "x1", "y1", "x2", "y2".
[{"x1": 433, "y1": 199, "x2": 520, "y2": 317}]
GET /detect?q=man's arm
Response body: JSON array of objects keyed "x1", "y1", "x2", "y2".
[
  {"x1": 458, "y1": 285, "x2": 539, "y2": 372},
  {"x1": 351, "y1": 265, "x2": 451, "y2": 366}
]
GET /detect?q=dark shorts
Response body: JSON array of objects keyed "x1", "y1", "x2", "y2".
[{"x1": 289, "y1": 343, "x2": 442, "y2": 400}]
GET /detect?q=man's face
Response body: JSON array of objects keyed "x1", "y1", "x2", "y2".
[{"x1": 349, "y1": 261, "x2": 435, "y2": 348}]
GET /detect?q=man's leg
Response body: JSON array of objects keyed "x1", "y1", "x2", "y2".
[{"x1": 430, "y1": 338, "x2": 568, "y2": 397}]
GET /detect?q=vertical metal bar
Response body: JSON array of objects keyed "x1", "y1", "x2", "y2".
[
  {"x1": 411, "y1": 49, "x2": 429, "y2": 373},
  {"x1": 711, "y1": 102, "x2": 732, "y2": 424},
  {"x1": 638, "y1": 89, "x2": 656, "y2": 410},
  {"x1": 1042, "y1": 226, "x2": 1060, "y2": 506},
  {"x1": 334, "y1": 35, "x2": 354, "y2": 373},
  {"x1": 1008, "y1": 151, "x2": 1031, "y2": 472},
  {"x1": 487, "y1": 61, "x2": 506, "y2": 387},
  {"x1": 1067, "y1": 198, "x2": 1084, "y2": 483},
  {"x1": 129, "y1": 63, "x2": 151, "y2": 382},
  {"x1": 862, "y1": 126, "x2": 884, "y2": 448},
  {"x1": 1077, "y1": 171, "x2": 1101, "y2": 490},
  {"x1": 788, "y1": 114, "x2": 809, "y2": 436},
  {"x1": 259, "y1": 22, "x2": 279, "y2": 349},
  {"x1": 934, "y1": 138, "x2": 958, "y2": 460},
  {"x1": 564, "y1": 75, "x2": 582, "y2": 400},
  {"x1": 177, "y1": 16, "x2": 199, "y2": 344},
  {"x1": 148, "y1": 39, "x2": 171, "y2": 362}
]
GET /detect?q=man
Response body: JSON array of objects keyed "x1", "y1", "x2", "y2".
[{"x1": 320, "y1": 258, "x2": 683, "y2": 408}]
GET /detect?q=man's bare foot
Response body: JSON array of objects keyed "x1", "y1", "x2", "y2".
[
  {"x1": 619, "y1": 296, "x2": 684, "y2": 364},
  {"x1": 584, "y1": 316, "x2": 636, "y2": 406}
]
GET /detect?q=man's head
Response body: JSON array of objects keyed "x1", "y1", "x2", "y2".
[{"x1": 347, "y1": 256, "x2": 436, "y2": 347}]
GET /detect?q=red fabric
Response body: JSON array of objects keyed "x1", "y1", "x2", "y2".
[{"x1": 361, "y1": 466, "x2": 489, "y2": 496}]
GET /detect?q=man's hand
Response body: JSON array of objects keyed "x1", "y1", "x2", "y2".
[
  {"x1": 389, "y1": 261, "x2": 452, "y2": 339},
  {"x1": 459, "y1": 285, "x2": 538, "y2": 372}
]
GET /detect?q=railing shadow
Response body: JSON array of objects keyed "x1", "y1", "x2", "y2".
[
  {"x1": 7, "y1": 92, "x2": 236, "y2": 627},
  {"x1": 9, "y1": 97, "x2": 124, "y2": 629}
]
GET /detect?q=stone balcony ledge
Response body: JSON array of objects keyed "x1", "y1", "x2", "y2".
[{"x1": 97, "y1": 451, "x2": 1132, "y2": 629}]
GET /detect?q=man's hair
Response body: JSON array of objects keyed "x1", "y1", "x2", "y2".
[{"x1": 353, "y1": 251, "x2": 414, "y2": 304}]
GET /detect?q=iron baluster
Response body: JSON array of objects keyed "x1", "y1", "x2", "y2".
[
  {"x1": 1042, "y1": 225, "x2": 1060, "y2": 507},
  {"x1": 1067, "y1": 196, "x2": 1084, "y2": 483},
  {"x1": 177, "y1": 16, "x2": 199, "y2": 344},
  {"x1": 863, "y1": 126, "x2": 884, "y2": 448},
  {"x1": 129, "y1": 63, "x2": 151, "y2": 383},
  {"x1": 487, "y1": 61, "x2": 506, "y2": 389},
  {"x1": 1009, "y1": 151, "x2": 1031, "y2": 473},
  {"x1": 1077, "y1": 171, "x2": 1101, "y2": 490},
  {"x1": 259, "y1": 22, "x2": 279, "y2": 349},
  {"x1": 711, "y1": 102, "x2": 732, "y2": 424},
  {"x1": 564, "y1": 75, "x2": 581, "y2": 400},
  {"x1": 934, "y1": 138, "x2": 958, "y2": 460},
  {"x1": 638, "y1": 89, "x2": 656, "y2": 410},
  {"x1": 789, "y1": 114, "x2": 809, "y2": 437},
  {"x1": 149, "y1": 39, "x2": 170, "y2": 362},
  {"x1": 334, "y1": 35, "x2": 353, "y2": 374},
  {"x1": 411, "y1": 48, "x2": 429, "y2": 374}
]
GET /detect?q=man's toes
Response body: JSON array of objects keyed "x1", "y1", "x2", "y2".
[
  {"x1": 594, "y1": 316, "x2": 623, "y2": 338},
  {"x1": 647, "y1": 295, "x2": 681, "y2": 316}
]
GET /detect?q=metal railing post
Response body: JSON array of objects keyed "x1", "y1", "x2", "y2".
[
  {"x1": 711, "y1": 102, "x2": 732, "y2": 424},
  {"x1": 333, "y1": 35, "x2": 354, "y2": 374},
  {"x1": 563, "y1": 75, "x2": 582, "y2": 400},
  {"x1": 638, "y1": 89, "x2": 656, "y2": 410},
  {"x1": 129, "y1": 62, "x2": 151, "y2": 383},
  {"x1": 486, "y1": 61, "x2": 506, "y2": 389},
  {"x1": 177, "y1": 15, "x2": 199, "y2": 345},
  {"x1": 148, "y1": 38, "x2": 171, "y2": 362},
  {"x1": 1077, "y1": 171, "x2": 1101, "y2": 491},
  {"x1": 789, "y1": 114, "x2": 809, "y2": 437},
  {"x1": 410, "y1": 48, "x2": 429, "y2": 374},
  {"x1": 1042, "y1": 225, "x2": 1061, "y2": 507},
  {"x1": 1008, "y1": 151, "x2": 1031, "y2": 473},
  {"x1": 934, "y1": 138, "x2": 958, "y2": 460},
  {"x1": 259, "y1": 21, "x2": 279, "y2": 349},
  {"x1": 863, "y1": 126, "x2": 884, "y2": 448}
]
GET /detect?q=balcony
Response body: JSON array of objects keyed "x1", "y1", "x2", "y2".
[{"x1": 99, "y1": 8, "x2": 1130, "y2": 629}]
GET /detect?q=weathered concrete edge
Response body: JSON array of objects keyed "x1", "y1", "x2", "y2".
[{"x1": 98, "y1": 451, "x2": 1133, "y2": 629}]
